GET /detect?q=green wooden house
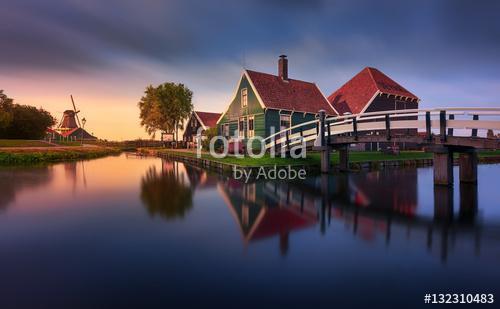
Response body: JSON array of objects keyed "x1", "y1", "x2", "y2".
[{"x1": 217, "y1": 55, "x2": 337, "y2": 149}]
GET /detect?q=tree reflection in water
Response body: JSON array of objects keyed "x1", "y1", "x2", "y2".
[{"x1": 140, "y1": 162, "x2": 193, "y2": 220}]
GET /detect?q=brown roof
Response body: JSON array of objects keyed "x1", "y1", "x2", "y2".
[
  {"x1": 246, "y1": 70, "x2": 337, "y2": 115},
  {"x1": 327, "y1": 67, "x2": 419, "y2": 115},
  {"x1": 195, "y1": 111, "x2": 221, "y2": 128}
]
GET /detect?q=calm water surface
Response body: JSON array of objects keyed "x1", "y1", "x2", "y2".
[{"x1": 1, "y1": 154, "x2": 499, "y2": 308}]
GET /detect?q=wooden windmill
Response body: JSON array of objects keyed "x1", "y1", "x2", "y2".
[
  {"x1": 53, "y1": 95, "x2": 96, "y2": 140},
  {"x1": 57, "y1": 95, "x2": 82, "y2": 132}
]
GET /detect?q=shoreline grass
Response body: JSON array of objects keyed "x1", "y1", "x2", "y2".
[
  {"x1": 0, "y1": 139, "x2": 55, "y2": 147},
  {"x1": 0, "y1": 147, "x2": 121, "y2": 165},
  {"x1": 144, "y1": 148, "x2": 500, "y2": 167}
]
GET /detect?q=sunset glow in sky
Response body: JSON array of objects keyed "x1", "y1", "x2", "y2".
[{"x1": 1, "y1": 0, "x2": 499, "y2": 140}]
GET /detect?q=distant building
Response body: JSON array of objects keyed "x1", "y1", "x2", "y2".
[
  {"x1": 328, "y1": 67, "x2": 420, "y2": 150},
  {"x1": 47, "y1": 109, "x2": 97, "y2": 141},
  {"x1": 47, "y1": 126, "x2": 96, "y2": 141},
  {"x1": 183, "y1": 111, "x2": 221, "y2": 146}
]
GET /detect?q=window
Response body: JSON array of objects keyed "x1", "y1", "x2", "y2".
[
  {"x1": 239, "y1": 117, "x2": 246, "y2": 138},
  {"x1": 223, "y1": 124, "x2": 230, "y2": 137},
  {"x1": 280, "y1": 114, "x2": 291, "y2": 131},
  {"x1": 247, "y1": 116, "x2": 254, "y2": 138},
  {"x1": 191, "y1": 117, "x2": 196, "y2": 128},
  {"x1": 241, "y1": 88, "x2": 248, "y2": 108}
]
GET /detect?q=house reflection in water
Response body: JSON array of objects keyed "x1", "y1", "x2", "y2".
[
  {"x1": 216, "y1": 169, "x2": 418, "y2": 254},
  {"x1": 211, "y1": 165, "x2": 482, "y2": 263},
  {"x1": 218, "y1": 178, "x2": 318, "y2": 256}
]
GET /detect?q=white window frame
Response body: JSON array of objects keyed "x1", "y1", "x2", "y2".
[
  {"x1": 241, "y1": 88, "x2": 248, "y2": 108},
  {"x1": 238, "y1": 117, "x2": 246, "y2": 138},
  {"x1": 247, "y1": 116, "x2": 255, "y2": 138},
  {"x1": 279, "y1": 114, "x2": 291, "y2": 131}
]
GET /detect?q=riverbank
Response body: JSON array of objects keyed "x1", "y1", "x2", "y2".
[
  {"x1": 139, "y1": 148, "x2": 500, "y2": 174},
  {"x1": 0, "y1": 146, "x2": 121, "y2": 165}
]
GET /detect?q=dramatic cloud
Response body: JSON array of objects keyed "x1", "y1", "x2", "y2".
[{"x1": 0, "y1": 0, "x2": 499, "y2": 139}]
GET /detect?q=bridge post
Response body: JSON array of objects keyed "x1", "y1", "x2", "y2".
[
  {"x1": 433, "y1": 147, "x2": 453, "y2": 186},
  {"x1": 318, "y1": 110, "x2": 331, "y2": 173},
  {"x1": 339, "y1": 145, "x2": 349, "y2": 172},
  {"x1": 425, "y1": 111, "x2": 432, "y2": 141},
  {"x1": 459, "y1": 150, "x2": 478, "y2": 183},
  {"x1": 439, "y1": 110, "x2": 447, "y2": 142}
]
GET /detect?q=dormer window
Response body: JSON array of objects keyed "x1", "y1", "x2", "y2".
[{"x1": 241, "y1": 88, "x2": 248, "y2": 108}]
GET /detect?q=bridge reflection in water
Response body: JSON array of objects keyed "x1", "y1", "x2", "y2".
[{"x1": 167, "y1": 160, "x2": 490, "y2": 264}]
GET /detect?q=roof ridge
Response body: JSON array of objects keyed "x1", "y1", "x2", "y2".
[
  {"x1": 367, "y1": 67, "x2": 419, "y2": 99},
  {"x1": 365, "y1": 67, "x2": 378, "y2": 87},
  {"x1": 246, "y1": 69, "x2": 316, "y2": 85},
  {"x1": 195, "y1": 110, "x2": 221, "y2": 115}
]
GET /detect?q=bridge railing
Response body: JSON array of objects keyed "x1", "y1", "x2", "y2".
[{"x1": 263, "y1": 108, "x2": 500, "y2": 151}]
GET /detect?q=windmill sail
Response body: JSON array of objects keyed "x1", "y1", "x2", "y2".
[{"x1": 70, "y1": 95, "x2": 82, "y2": 127}]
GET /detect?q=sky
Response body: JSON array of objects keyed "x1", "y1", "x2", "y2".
[{"x1": 0, "y1": 0, "x2": 499, "y2": 140}]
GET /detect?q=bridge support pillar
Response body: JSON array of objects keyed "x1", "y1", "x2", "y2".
[
  {"x1": 459, "y1": 151, "x2": 478, "y2": 183},
  {"x1": 320, "y1": 147, "x2": 331, "y2": 173},
  {"x1": 339, "y1": 146, "x2": 349, "y2": 172},
  {"x1": 314, "y1": 109, "x2": 332, "y2": 173},
  {"x1": 433, "y1": 148, "x2": 453, "y2": 186}
]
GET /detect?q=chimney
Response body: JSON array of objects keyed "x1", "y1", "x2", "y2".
[{"x1": 278, "y1": 55, "x2": 288, "y2": 80}]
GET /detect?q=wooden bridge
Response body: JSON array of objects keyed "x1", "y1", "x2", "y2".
[{"x1": 263, "y1": 108, "x2": 500, "y2": 186}]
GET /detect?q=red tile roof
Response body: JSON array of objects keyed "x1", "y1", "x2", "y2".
[
  {"x1": 195, "y1": 111, "x2": 222, "y2": 128},
  {"x1": 327, "y1": 67, "x2": 419, "y2": 115},
  {"x1": 60, "y1": 127, "x2": 79, "y2": 137},
  {"x1": 246, "y1": 70, "x2": 337, "y2": 115}
]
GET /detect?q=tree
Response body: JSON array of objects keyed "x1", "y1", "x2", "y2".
[
  {"x1": 0, "y1": 90, "x2": 14, "y2": 130},
  {"x1": 202, "y1": 127, "x2": 218, "y2": 150},
  {"x1": 138, "y1": 83, "x2": 193, "y2": 141},
  {"x1": 0, "y1": 90, "x2": 56, "y2": 139}
]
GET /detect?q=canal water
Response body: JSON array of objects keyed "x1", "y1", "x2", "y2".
[{"x1": 1, "y1": 154, "x2": 499, "y2": 308}]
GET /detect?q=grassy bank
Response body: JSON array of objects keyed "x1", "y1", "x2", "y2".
[
  {"x1": 0, "y1": 139, "x2": 54, "y2": 147},
  {"x1": 0, "y1": 146, "x2": 121, "y2": 165},
  {"x1": 145, "y1": 148, "x2": 500, "y2": 167}
]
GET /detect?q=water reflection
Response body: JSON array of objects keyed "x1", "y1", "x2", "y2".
[
  {"x1": 140, "y1": 161, "x2": 194, "y2": 220},
  {"x1": 1, "y1": 155, "x2": 498, "y2": 308},
  {"x1": 0, "y1": 166, "x2": 54, "y2": 211},
  {"x1": 218, "y1": 178, "x2": 318, "y2": 255},
  {"x1": 159, "y1": 159, "x2": 486, "y2": 263}
]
